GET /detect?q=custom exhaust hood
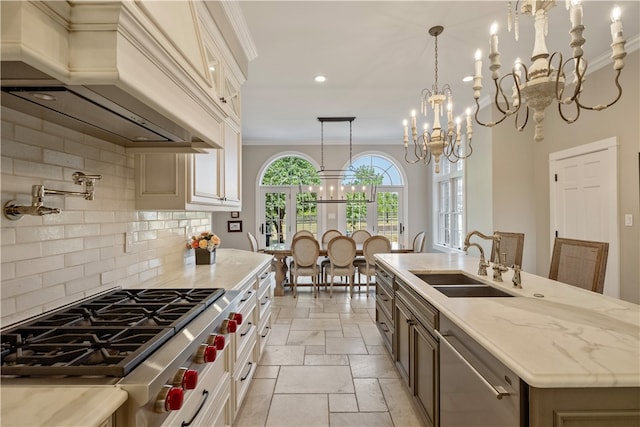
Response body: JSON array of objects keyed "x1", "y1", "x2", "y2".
[
  {"x1": 2, "y1": 62, "x2": 200, "y2": 149},
  {"x1": 0, "y1": 1, "x2": 250, "y2": 152}
]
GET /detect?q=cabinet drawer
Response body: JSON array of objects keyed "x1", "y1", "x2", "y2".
[
  {"x1": 397, "y1": 281, "x2": 438, "y2": 332},
  {"x1": 233, "y1": 299, "x2": 257, "y2": 370},
  {"x1": 376, "y1": 306, "x2": 393, "y2": 354},
  {"x1": 258, "y1": 310, "x2": 272, "y2": 356},
  {"x1": 232, "y1": 339, "x2": 258, "y2": 417},
  {"x1": 376, "y1": 266, "x2": 394, "y2": 289},
  {"x1": 376, "y1": 281, "x2": 394, "y2": 321}
]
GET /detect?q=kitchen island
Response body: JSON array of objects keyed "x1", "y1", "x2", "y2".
[
  {"x1": 0, "y1": 249, "x2": 273, "y2": 427},
  {"x1": 375, "y1": 252, "x2": 640, "y2": 426}
]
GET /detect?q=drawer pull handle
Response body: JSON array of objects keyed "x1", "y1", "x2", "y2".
[
  {"x1": 240, "y1": 322, "x2": 253, "y2": 337},
  {"x1": 240, "y1": 362, "x2": 254, "y2": 381},
  {"x1": 180, "y1": 389, "x2": 210, "y2": 427},
  {"x1": 379, "y1": 322, "x2": 389, "y2": 333},
  {"x1": 261, "y1": 326, "x2": 271, "y2": 338},
  {"x1": 261, "y1": 298, "x2": 269, "y2": 306},
  {"x1": 240, "y1": 290, "x2": 253, "y2": 303},
  {"x1": 259, "y1": 272, "x2": 269, "y2": 280}
]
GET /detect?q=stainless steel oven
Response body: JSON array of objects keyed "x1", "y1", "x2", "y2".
[
  {"x1": 437, "y1": 315, "x2": 526, "y2": 427},
  {"x1": 1, "y1": 287, "x2": 243, "y2": 427}
]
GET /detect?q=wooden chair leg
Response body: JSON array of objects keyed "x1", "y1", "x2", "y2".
[{"x1": 292, "y1": 274, "x2": 297, "y2": 298}]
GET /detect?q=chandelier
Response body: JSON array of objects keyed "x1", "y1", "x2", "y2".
[
  {"x1": 472, "y1": 0, "x2": 627, "y2": 142},
  {"x1": 403, "y1": 25, "x2": 474, "y2": 174},
  {"x1": 307, "y1": 117, "x2": 377, "y2": 204}
]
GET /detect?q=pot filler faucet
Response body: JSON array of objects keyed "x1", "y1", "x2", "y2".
[
  {"x1": 463, "y1": 230, "x2": 509, "y2": 282},
  {"x1": 4, "y1": 172, "x2": 102, "y2": 220}
]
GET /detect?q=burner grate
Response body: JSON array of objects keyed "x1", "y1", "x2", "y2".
[{"x1": 0, "y1": 288, "x2": 225, "y2": 377}]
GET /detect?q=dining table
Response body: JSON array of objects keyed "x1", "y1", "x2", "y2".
[{"x1": 263, "y1": 242, "x2": 413, "y2": 296}]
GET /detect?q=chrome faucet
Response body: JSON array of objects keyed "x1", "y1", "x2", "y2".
[
  {"x1": 512, "y1": 264, "x2": 522, "y2": 288},
  {"x1": 3, "y1": 171, "x2": 102, "y2": 220},
  {"x1": 463, "y1": 232, "x2": 490, "y2": 276},
  {"x1": 464, "y1": 230, "x2": 508, "y2": 281}
]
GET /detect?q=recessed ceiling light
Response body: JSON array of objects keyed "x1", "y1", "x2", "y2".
[
  {"x1": 314, "y1": 75, "x2": 327, "y2": 83},
  {"x1": 462, "y1": 75, "x2": 473, "y2": 83}
]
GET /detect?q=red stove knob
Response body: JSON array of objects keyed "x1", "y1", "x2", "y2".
[
  {"x1": 229, "y1": 312, "x2": 243, "y2": 325},
  {"x1": 173, "y1": 368, "x2": 198, "y2": 390},
  {"x1": 207, "y1": 334, "x2": 225, "y2": 350},
  {"x1": 155, "y1": 385, "x2": 184, "y2": 413},
  {"x1": 227, "y1": 319, "x2": 238, "y2": 333},
  {"x1": 196, "y1": 343, "x2": 217, "y2": 363}
]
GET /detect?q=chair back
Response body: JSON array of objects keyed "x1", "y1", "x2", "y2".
[
  {"x1": 548, "y1": 237, "x2": 609, "y2": 294},
  {"x1": 412, "y1": 231, "x2": 426, "y2": 252},
  {"x1": 293, "y1": 230, "x2": 314, "y2": 241},
  {"x1": 321, "y1": 229, "x2": 342, "y2": 247},
  {"x1": 362, "y1": 235, "x2": 392, "y2": 266},
  {"x1": 291, "y1": 236, "x2": 320, "y2": 268},
  {"x1": 327, "y1": 236, "x2": 356, "y2": 268},
  {"x1": 490, "y1": 231, "x2": 525, "y2": 267},
  {"x1": 247, "y1": 232, "x2": 259, "y2": 252},
  {"x1": 350, "y1": 229, "x2": 371, "y2": 245}
]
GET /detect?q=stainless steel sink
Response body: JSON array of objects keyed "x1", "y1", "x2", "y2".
[
  {"x1": 410, "y1": 272, "x2": 514, "y2": 298},
  {"x1": 411, "y1": 272, "x2": 484, "y2": 286},
  {"x1": 432, "y1": 285, "x2": 514, "y2": 298}
]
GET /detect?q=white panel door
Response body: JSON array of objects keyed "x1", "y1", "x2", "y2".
[{"x1": 549, "y1": 138, "x2": 619, "y2": 297}]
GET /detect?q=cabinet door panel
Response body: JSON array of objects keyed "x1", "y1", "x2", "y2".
[
  {"x1": 192, "y1": 149, "x2": 222, "y2": 202},
  {"x1": 223, "y1": 121, "x2": 241, "y2": 205},
  {"x1": 414, "y1": 322, "x2": 438, "y2": 427},
  {"x1": 394, "y1": 298, "x2": 411, "y2": 386}
]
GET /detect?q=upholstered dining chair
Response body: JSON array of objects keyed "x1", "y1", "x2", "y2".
[
  {"x1": 357, "y1": 235, "x2": 392, "y2": 296},
  {"x1": 320, "y1": 229, "x2": 343, "y2": 287},
  {"x1": 548, "y1": 237, "x2": 609, "y2": 294},
  {"x1": 326, "y1": 236, "x2": 357, "y2": 298},
  {"x1": 490, "y1": 231, "x2": 525, "y2": 268},
  {"x1": 350, "y1": 229, "x2": 371, "y2": 285},
  {"x1": 292, "y1": 230, "x2": 314, "y2": 240},
  {"x1": 412, "y1": 231, "x2": 426, "y2": 253},
  {"x1": 290, "y1": 235, "x2": 321, "y2": 298},
  {"x1": 247, "y1": 232, "x2": 260, "y2": 252}
]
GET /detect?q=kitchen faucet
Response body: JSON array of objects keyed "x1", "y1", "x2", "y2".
[
  {"x1": 3, "y1": 172, "x2": 102, "y2": 220},
  {"x1": 463, "y1": 230, "x2": 508, "y2": 281}
]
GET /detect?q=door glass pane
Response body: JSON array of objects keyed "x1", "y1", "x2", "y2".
[
  {"x1": 346, "y1": 193, "x2": 367, "y2": 236},
  {"x1": 296, "y1": 191, "x2": 318, "y2": 235},
  {"x1": 377, "y1": 191, "x2": 399, "y2": 244},
  {"x1": 264, "y1": 192, "x2": 287, "y2": 246}
]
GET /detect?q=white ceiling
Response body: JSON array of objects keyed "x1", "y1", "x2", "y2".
[{"x1": 238, "y1": 1, "x2": 639, "y2": 145}]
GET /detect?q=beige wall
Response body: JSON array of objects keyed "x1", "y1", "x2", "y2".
[
  {"x1": 490, "y1": 51, "x2": 639, "y2": 303},
  {"x1": 0, "y1": 107, "x2": 213, "y2": 326}
]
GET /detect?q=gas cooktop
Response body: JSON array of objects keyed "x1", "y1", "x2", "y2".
[{"x1": 0, "y1": 288, "x2": 225, "y2": 377}]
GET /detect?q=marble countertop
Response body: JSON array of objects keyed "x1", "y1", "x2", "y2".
[
  {"x1": 0, "y1": 386, "x2": 127, "y2": 426},
  {"x1": 376, "y1": 252, "x2": 640, "y2": 388},
  {"x1": 0, "y1": 249, "x2": 272, "y2": 426}
]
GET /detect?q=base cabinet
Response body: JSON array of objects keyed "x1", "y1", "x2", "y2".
[{"x1": 394, "y1": 283, "x2": 438, "y2": 427}]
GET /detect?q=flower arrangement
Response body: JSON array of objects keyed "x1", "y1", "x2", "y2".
[{"x1": 187, "y1": 231, "x2": 221, "y2": 252}]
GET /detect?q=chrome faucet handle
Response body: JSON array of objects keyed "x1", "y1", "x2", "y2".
[
  {"x1": 478, "y1": 255, "x2": 489, "y2": 276},
  {"x1": 512, "y1": 264, "x2": 522, "y2": 288},
  {"x1": 492, "y1": 253, "x2": 509, "y2": 282}
]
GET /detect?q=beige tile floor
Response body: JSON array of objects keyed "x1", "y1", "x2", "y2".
[{"x1": 233, "y1": 284, "x2": 424, "y2": 427}]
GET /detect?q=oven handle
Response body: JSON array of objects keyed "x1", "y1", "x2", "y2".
[
  {"x1": 180, "y1": 389, "x2": 210, "y2": 427},
  {"x1": 435, "y1": 330, "x2": 510, "y2": 400}
]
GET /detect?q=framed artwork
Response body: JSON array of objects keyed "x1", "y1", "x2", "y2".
[
  {"x1": 227, "y1": 220, "x2": 243, "y2": 233},
  {"x1": 230, "y1": 211, "x2": 240, "y2": 218}
]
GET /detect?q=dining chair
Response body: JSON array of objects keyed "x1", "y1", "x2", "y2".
[
  {"x1": 490, "y1": 231, "x2": 525, "y2": 267},
  {"x1": 292, "y1": 230, "x2": 314, "y2": 240},
  {"x1": 412, "y1": 231, "x2": 426, "y2": 253},
  {"x1": 350, "y1": 229, "x2": 371, "y2": 287},
  {"x1": 548, "y1": 237, "x2": 609, "y2": 294},
  {"x1": 290, "y1": 235, "x2": 321, "y2": 298},
  {"x1": 247, "y1": 232, "x2": 260, "y2": 252},
  {"x1": 326, "y1": 236, "x2": 357, "y2": 298},
  {"x1": 320, "y1": 229, "x2": 343, "y2": 287},
  {"x1": 357, "y1": 235, "x2": 392, "y2": 297}
]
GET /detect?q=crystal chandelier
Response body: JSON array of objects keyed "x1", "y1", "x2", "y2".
[
  {"x1": 472, "y1": 0, "x2": 627, "y2": 142},
  {"x1": 403, "y1": 26, "x2": 474, "y2": 174}
]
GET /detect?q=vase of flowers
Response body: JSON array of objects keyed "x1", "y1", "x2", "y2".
[{"x1": 187, "y1": 232, "x2": 221, "y2": 265}]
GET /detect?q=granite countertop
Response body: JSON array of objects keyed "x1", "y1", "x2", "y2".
[
  {"x1": 376, "y1": 252, "x2": 640, "y2": 389},
  {"x1": 0, "y1": 386, "x2": 128, "y2": 427},
  {"x1": 0, "y1": 249, "x2": 272, "y2": 426}
]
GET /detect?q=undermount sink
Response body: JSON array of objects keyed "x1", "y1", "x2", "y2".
[
  {"x1": 432, "y1": 285, "x2": 514, "y2": 298},
  {"x1": 410, "y1": 272, "x2": 514, "y2": 298}
]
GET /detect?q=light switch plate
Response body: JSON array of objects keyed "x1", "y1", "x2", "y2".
[{"x1": 624, "y1": 214, "x2": 633, "y2": 226}]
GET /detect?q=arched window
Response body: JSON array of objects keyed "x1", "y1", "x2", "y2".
[{"x1": 256, "y1": 153, "x2": 407, "y2": 248}]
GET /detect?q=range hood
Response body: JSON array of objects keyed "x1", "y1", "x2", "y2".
[
  {"x1": 2, "y1": 62, "x2": 201, "y2": 149},
  {"x1": 0, "y1": 1, "x2": 252, "y2": 152}
]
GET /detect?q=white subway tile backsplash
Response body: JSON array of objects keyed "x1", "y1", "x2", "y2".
[
  {"x1": 1, "y1": 107, "x2": 213, "y2": 324},
  {"x1": 15, "y1": 255, "x2": 65, "y2": 278}
]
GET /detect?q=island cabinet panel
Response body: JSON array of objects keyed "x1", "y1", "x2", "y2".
[
  {"x1": 375, "y1": 265, "x2": 395, "y2": 353},
  {"x1": 394, "y1": 279, "x2": 439, "y2": 427},
  {"x1": 528, "y1": 387, "x2": 640, "y2": 427}
]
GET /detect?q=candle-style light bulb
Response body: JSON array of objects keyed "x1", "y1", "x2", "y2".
[
  {"x1": 474, "y1": 49, "x2": 483, "y2": 79},
  {"x1": 610, "y1": 6, "x2": 623, "y2": 41},
  {"x1": 411, "y1": 109, "x2": 417, "y2": 129}
]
